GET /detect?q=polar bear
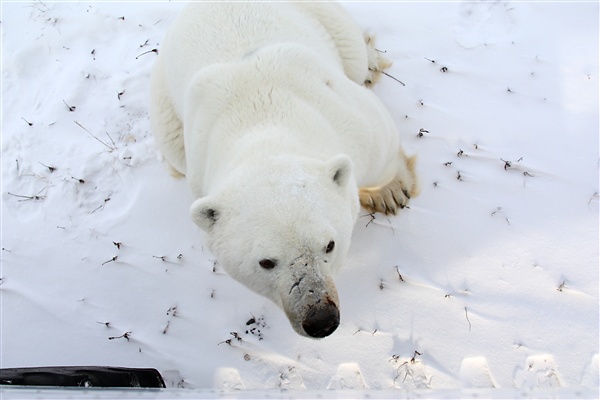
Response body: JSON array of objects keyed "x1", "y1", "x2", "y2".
[{"x1": 150, "y1": 1, "x2": 418, "y2": 338}]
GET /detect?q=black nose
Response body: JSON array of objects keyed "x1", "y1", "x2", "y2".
[{"x1": 302, "y1": 301, "x2": 340, "y2": 338}]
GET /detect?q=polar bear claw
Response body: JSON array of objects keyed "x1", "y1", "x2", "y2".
[{"x1": 359, "y1": 155, "x2": 419, "y2": 215}]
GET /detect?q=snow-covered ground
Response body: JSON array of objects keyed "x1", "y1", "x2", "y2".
[{"x1": 1, "y1": 0, "x2": 598, "y2": 397}]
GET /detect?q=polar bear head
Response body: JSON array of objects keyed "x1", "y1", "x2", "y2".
[{"x1": 190, "y1": 154, "x2": 359, "y2": 338}]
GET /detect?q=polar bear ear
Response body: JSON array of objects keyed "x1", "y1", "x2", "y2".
[
  {"x1": 326, "y1": 154, "x2": 353, "y2": 187},
  {"x1": 190, "y1": 197, "x2": 219, "y2": 231}
]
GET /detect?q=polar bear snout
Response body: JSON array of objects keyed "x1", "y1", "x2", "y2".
[
  {"x1": 302, "y1": 298, "x2": 340, "y2": 338},
  {"x1": 281, "y1": 257, "x2": 342, "y2": 338}
]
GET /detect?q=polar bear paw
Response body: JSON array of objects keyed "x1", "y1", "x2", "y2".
[
  {"x1": 359, "y1": 155, "x2": 418, "y2": 215},
  {"x1": 359, "y1": 179, "x2": 411, "y2": 215},
  {"x1": 364, "y1": 34, "x2": 392, "y2": 87}
]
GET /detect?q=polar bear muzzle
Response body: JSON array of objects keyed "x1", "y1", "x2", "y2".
[
  {"x1": 282, "y1": 256, "x2": 341, "y2": 338},
  {"x1": 302, "y1": 297, "x2": 340, "y2": 338}
]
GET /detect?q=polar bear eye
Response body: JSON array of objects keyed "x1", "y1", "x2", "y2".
[
  {"x1": 259, "y1": 259, "x2": 277, "y2": 269},
  {"x1": 325, "y1": 240, "x2": 335, "y2": 253}
]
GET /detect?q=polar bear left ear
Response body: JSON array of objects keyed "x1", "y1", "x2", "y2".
[
  {"x1": 190, "y1": 197, "x2": 219, "y2": 231},
  {"x1": 326, "y1": 154, "x2": 353, "y2": 187}
]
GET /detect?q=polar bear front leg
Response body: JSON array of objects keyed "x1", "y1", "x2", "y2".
[
  {"x1": 359, "y1": 154, "x2": 418, "y2": 215},
  {"x1": 363, "y1": 34, "x2": 392, "y2": 87}
]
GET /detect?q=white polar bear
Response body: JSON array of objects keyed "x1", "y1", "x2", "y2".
[{"x1": 150, "y1": 0, "x2": 418, "y2": 338}]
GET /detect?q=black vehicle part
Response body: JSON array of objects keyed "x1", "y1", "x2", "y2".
[{"x1": 0, "y1": 366, "x2": 166, "y2": 388}]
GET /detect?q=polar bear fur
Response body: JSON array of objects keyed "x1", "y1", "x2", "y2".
[{"x1": 150, "y1": 0, "x2": 418, "y2": 338}]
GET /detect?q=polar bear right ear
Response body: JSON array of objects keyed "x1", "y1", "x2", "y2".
[
  {"x1": 190, "y1": 197, "x2": 219, "y2": 231},
  {"x1": 326, "y1": 154, "x2": 353, "y2": 188}
]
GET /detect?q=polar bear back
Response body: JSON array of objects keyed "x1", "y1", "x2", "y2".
[
  {"x1": 155, "y1": 1, "x2": 405, "y2": 198},
  {"x1": 161, "y1": 2, "x2": 348, "y2": 115}
]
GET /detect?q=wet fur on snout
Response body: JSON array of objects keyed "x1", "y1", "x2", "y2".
[{"x1": 281, "y1": 257, "x2": 340, "y2": 338}]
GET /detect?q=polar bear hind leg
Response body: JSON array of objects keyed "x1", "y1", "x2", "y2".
[
  {"x1": 149, "y1": 56, "x2": 187, "y2": 178},
  {"x1": 359, "y1": 155, "x2": 419, "y2": 215},
  {"x1": 363, "y1": 33, "x2": 392, "y2": 87},
  {"x1": 293, "y1": 3, "x2": 385, "y2": 86}
]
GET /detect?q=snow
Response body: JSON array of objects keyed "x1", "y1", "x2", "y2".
[{"x1": 1, "y1": 0, "x2": 598, "y2": 398}]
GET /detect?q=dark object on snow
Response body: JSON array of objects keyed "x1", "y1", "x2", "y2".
[{"x1": 0, "y1": 366, "x2": 166, "y2": 388}]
